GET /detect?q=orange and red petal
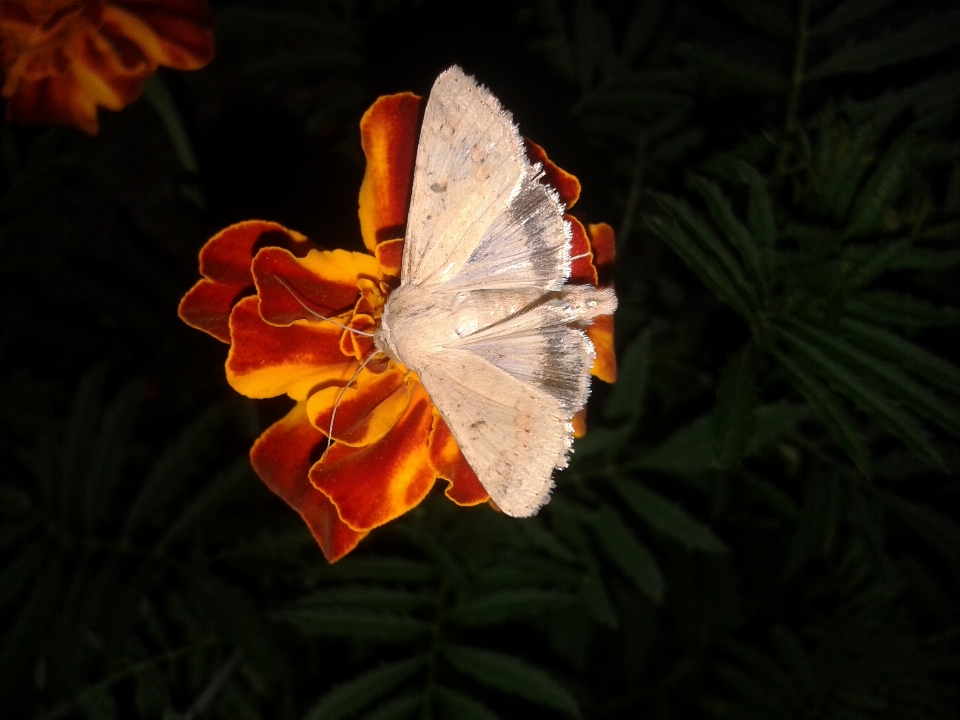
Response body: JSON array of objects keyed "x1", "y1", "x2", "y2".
[
  {"x1": 310, "y1": 384, "x2": 436, "y2": 531},
  {"x1": 429, "y1": 414, "x2": 489, "y2": 506},
  {"x1": 587, "y1": 222, "x2": 616, "y2": 284},
  {"x1": 251, "y1": 402, "x2": 367, "y2": 563},
  {"x1": 341, "y1": 313, "x2": 377, "y2": 362},
  {"x1": 105, "y1": 1, "x2": 215, "y2": 71},
  {"x1": 375, "y1": 238, "x2": 404, "y2": 278},
  {"x1": 588, "y1": 314, "x2": 616, "y2": 383},
  {"x1": 178, "y1": 277, "x2": 249, "y2": 343},
  {"x1": 572, "y1": 409, "x2": 587, "y2": 438},
  {"x1": 253, "y1": 246, "x2": 377, "y2": 327},
  {"x1": 4, "y1": 70, "x2": 100, "y2": 134},
  {"x1": 200, "y1": 221, "x2": 310, "y2": 286},
  {"x1": 525, "y1": 138, "x2": 581, "y2": 209},
  {"x1": 568, "y1": 216, "x2": 599, "y2": 286},
  {"x1": 227, "y1": 296, "x2": 358, "y2": 401},
  {"x1": 306, "y1": 367, "x2": 412, "y2": 447},
  {"x1": 178, "y1": 222, "x2": 312, "y2": 340},
  {"x1": 358, "y1": 92, "x2": 422, "y2": 251}
]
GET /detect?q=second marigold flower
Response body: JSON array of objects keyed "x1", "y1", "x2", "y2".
[{"x1": 0, "y1": 0, "x2": 215, "y2": 134}]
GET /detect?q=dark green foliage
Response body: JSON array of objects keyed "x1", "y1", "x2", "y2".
[{"x1": 2, "y1": 1, "x2": 959, "y2": 719}]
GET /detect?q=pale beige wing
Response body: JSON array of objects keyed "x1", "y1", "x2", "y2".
[
  {"x1": 407, "y1": 286, "x2": 617, "y2": 516},
  {"x1": 417, "y1": 349, "x2": 569, "y2": 517},
  {"x1": 404, "y1": 66, "x2": 570, "y2": 291}
]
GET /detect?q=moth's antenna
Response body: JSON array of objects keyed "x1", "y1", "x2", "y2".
[
  {"x1": 274, "y1": 275, "x2": 375, "y2": 337},
  {"x1": 325, "y1": 351, "x2": 382, "y2": 452},
  {"x1": 570, "y1": 251, "x2": 592, "y2": 262}
]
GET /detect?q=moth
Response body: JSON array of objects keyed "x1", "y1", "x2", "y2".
[{"x1": 372, "y1": 66, "x2": 617, "y2": 517}]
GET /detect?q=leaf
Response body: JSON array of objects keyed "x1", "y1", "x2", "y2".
[
  {"x1": 516, "y1": 519, "x2": 577, "y2": 562},
  {"x1": 775, "y1": 325, "x2": 946, "y2": 471},
  {"x1": 441, "y1": 644, "x2": 581, "y2": 717},
  {"x1": 153, "y1": 459, "x2": 249, "y2": 552},
  {"x1": 579, "y1": 570, "x2": 618, "y2": 628},
  {"x1": 689, "y1": 175, "x2": 768, "y2": 295},
  {"x1": 302, "y1": 657, "x2": 425, "y2": 720},
  {"x1": 808, "y1": 11, "x2": 960, "y2": 79},
  {"x1": 713, "y1": 342, "x2": 758, "y2": 466},
  {"x1": 587, "y1": 507, "x2": 664, "y2": 602},
  {"x1": 636, "y1": 414, "x2": 717, "y2": 475},
  {"x1": 448, "y1": 589, "x2": 575, "y2": 627},
  {"x1": 845, "y1": 135, "x2": 913, "y2": 237},
  {"x1": 840, "y1": 318, "x2": 960, "y2": 396},
  {"x1": 122, "y1": 404, "x2": 222, "y2": 540},
  {"x1": 675, "y1": 42, "x2": 789, "y2": 94},
  {"x1": 770, "y1": 347, "x2": 870, "y2": 475},
  {"x1": 611, "y1": 475, "x2": 727, "y2": 553},
  {"x1": 719, "y1": 0, "x2": 794, "y2": 39},
  {"x1": 308, "y1": 558, "x2": 437, "y2": 584},
  {"x1": 748, "y1": 402, "x2": 808, "y2": 454},
  {"x1": 604, "y1": 329, "x2": 650, "y2": 420},
  {"x1": 289, "y1": 586, "x2": 433, "y2": 614},
  {"x1": 843, "y1": 238, "x2": 912, "y2": 289},
  {"x1": 891, "y1": 247, "x2": 960, "y2": 272},
  {"x1": 880, "y1": 492, "x2": 960, "y2": 568},
  {"x1": 646, "y1": 198, "x2": 757, "y2": 319},
  {"x1": 790, "y1": 319, "x2": 960, "y2": 437},
  {"x1": 809, "y1": 0, "x2": 898, "y2": 36},
  {"x1": 277, "y1": 607, "x2": 430, "y2": 642},
  {"x1": 356, "y1": 694, "x2": 421, "y2": 720},
  {"x1": 731, "y1": 160, "x2": 777, "y2": 248},
  {"x1": 435, "y1": 687, "x2": 502, "y2": 720},
  {"x1": 845, "y1": 291, "x2": 960, "y2": 328},
  {"x1": 622, "y1": 0, "x2": 668, "y2": 62}
]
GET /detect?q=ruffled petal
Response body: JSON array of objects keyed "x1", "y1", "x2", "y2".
[
  {"x1": 226, "y1": 296, "x2": 357, "y2": 401},
  {"x1": 306, "y1": 367, "x2": 412, "y2": 447},
  {"x1": 524, "y1": 138, "x2": 581, "y2": 209},
  {"x1": 358, "y1": 92, "x2": 421, "y2": 252},
  {"x1": 588, "y1": 314, "x2": 616, "y2": 383},
  {"x1": 572, "y1": 409, "x2": 587, "y2": 438},
  {"x1": 104, "y1": 1, "x2": 214, "y2": 71},
  {"x1": 251, "y1": 402, "x2": 366, "y2": 563},
  {"x1": 584, "y1": 222, "x2": 617, "y2": 382},
  {"x1": 178, "y1": 222, "x2": 311, "y2": 341},
  {"x1": 4, "y1": 67, "x2": 98, "y2": 135},
  {"x1": 202, "y1": 221, "x2": 310, "y2": 286},
  {"x1": 429, "y1": 414, "x2": 489, "y2": 506},
  {"x1": 568, "y1": 216, "x2": 599, "y2": 286},
  {"x1": 375, "y1": 237, "x2": 404, "y2": 278},
  {"x1": 1, "y1": 1, "x2": 213, "y2": 134},
  {"x1": 587, "y1": 222, "x2": 616, "y2": 284},
  {"x1": 178, "y1": 277, "x2": 247, "y2": 343},
  {"x1": 310, "y1": 384, "x2": 436, "y2": 531},
  {"x1": 253, "y1": 247, "x2": 378, "y2": 327}
]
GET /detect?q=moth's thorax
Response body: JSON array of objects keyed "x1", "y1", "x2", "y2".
[{"x1": 374, "y1": 283, "x2": 456, "y2": 369}]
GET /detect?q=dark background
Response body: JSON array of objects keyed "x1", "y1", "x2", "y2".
[{"x1": 2, "y1": 1, "x2": 959, "y2": 718}]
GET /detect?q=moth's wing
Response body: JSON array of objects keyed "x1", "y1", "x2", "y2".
[
  {"x1": 403, "y1": 66, "x2": 525, "y2": 285},
  {"x1": 404, "y1": 67, "x2": 570, "y2": 292},
  {"x1": 413, "y1": 286, "x2": 618, "y2": 516},
  {"x1": 446, "y1": 170, "x2": 571, "y2": 293},
  {"x1": 416, "y1": 350, "x2": 569, "y2": 517},
  {"x1": 448, "y1": 286, "x2": 617, "y2": 415}
]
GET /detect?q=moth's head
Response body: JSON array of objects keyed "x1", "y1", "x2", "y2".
[{"x1": 372, "y1": 313, "x2": 398, "y2": 365}]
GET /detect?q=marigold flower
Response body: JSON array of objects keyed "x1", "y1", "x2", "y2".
[
  {"x1": 0, "y1": 0, "x2": 214, "y2": 134},
  {"x1": 179, "y1": 91, "x2": 617, "y2": 562}
]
